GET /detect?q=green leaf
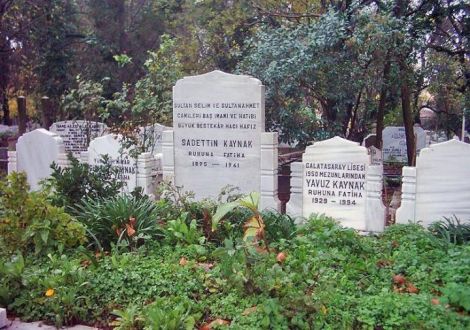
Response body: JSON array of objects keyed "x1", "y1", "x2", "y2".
[{"x1": 211, "y1": 201, "x2": 239, "y2": 231}]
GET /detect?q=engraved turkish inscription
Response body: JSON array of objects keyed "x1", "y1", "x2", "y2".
[{"x1": 304, "y1": 162, "x2": 366, "y2": 208}]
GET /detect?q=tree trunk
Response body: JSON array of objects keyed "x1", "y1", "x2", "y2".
[
  {"x1": 375, "y1": 53, "x2": 391, "y2": 149},
  {"x1": 399, "y1": 60, "x2": 416, "y2": 166}
]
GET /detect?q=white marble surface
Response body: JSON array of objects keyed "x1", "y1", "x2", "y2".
[
  {"x1": 49, "y1": 120, "x2": 107, "y2": 158},
  {"x1": 16, "y1": 129, "x2": 65, "y2": 190},
  {"x1": 301, "y1": 137, "x2": 385, "y2": 231},
  {"x1": 399, "y1": 140, "x2": 470, "y2": 226},
  {"x1": 382, "y1": 126, "x2": 426, "y2": 162},
  {"x1": 139, "y1": 123, "x2": 170, "y2": 155},
  {"x1": 172, "y1": 70, "x2": 265, "y2": 200},
  {"x1": 86, "y1": 134, "x2": 137, "y2": 193}
]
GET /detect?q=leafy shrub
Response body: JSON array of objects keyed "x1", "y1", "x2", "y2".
[
  {"x1": 47, "y1": 155, "x2": 123, "y2": 213},
  {"x1": 0, "y1": 172, "x2": 86, "y2": 256},
  {"x1": 429, "y1": 216, "x2": 470, "y2": 245},
  {"x1": 143, "y1": 297, "x2": 199, "y2": 330},
  {"x1": 261, "y1": 210, "x2": 297, "y2": 242},
  {"x1": 75, "y1": 194, "x2": 163, "y2": 250},
  {"x1": 163, "y1": 212, "x2": 205, "y2": 246},
  {"x1": 0, "y1": 254, "x2": 25, "y2": 305}
]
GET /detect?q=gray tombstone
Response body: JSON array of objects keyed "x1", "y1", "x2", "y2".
[
  {"x1": 49, "y1": 120, "x2": 107, "y2": 158},
  {"x1": 382, "y1": 126, "x2": 426, "y2": 163}
]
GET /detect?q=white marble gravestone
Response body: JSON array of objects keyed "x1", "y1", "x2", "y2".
[
  {"x1": 84, "y1": 134, "x2": 138, "y2": 193},
  {"x1": 382, "y1": 126, "x2": 426, "y2": 162},
  {"x1": 162, "y1": 70, "x2": 279, "y2": 209},
  {"x1": 287, "y1": 137, "x2": 385, "y2": 231},
  {"x1": 139, "y1": 123, "x2": 170, "y2": 155},
  {"x1": 8, "y1": 129, "x2": 68, "y2": 190},
  {"x1": 396, "y1": 140, "x2": 470, "y2": 226},
  {"x1": 49, "y1": 120, "x2": 107, "y2": 158}
]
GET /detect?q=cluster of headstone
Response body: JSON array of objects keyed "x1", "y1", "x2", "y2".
[
  {"x1": 7, "y1": 71, "x2": 470, "y2": 231},
  {"x1": 8, "y1": 120, "x2": 165, "y2": 195}
]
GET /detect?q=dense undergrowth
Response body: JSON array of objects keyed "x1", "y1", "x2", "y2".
[{"x1": 0, "y1": 168, "x2": 469, "y2": 329}]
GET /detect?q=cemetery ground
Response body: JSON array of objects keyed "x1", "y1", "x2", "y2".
[{"x1": 0, "y1": 166, "x2": 469, "y2": 329}]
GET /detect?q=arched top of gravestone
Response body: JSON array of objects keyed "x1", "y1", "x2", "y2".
[
  {"x1": 16, "y1": 128, "x2": 65, "y2": 190},
  {"x1": 88, "y1": 133, "x2": 121, "y2": 150},
  {"x1": 305, "y1": 136, "x2": 367, "y2": 156},
  {"x1": 17, "y1": 128, "x2": 63, "y2": 145},
  {"x1": 417, "y1": 139, "x2": 470, "y2": 165},
  {"x1": 174, "y1": 70, "x2": 262, "y2": 86}
]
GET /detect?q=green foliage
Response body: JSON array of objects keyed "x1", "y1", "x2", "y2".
[
  {"x1": 0, "y1": 172, "x2": 86, "y2": 256},
  {"x1": 60, "y1": 75, "x2": 107, "y2": 121},
  {"x1": 0, "y1": 254, "x2": 25, "y2": 306},
  {"x1": 1, "y1": 205, "x2": 469, "y2": 329},
  {"x1": 441, "y1": 282, "x2": 470, "y2": 313},
  {"x1": 143, "y1": 297, "x2": 199, "y2": 330},
  {"x1": 47, "y1": 155, "x2": 124, "y2": 213},
  {"x1": 74, "y1": 194, "x2": 163, "y2": 251},
  {"x1": 164, "y1": 213, "x2": 205, "y2": 246},
  {"x1": 429, "y1": 216, "x2": 470, "y2": 245}
]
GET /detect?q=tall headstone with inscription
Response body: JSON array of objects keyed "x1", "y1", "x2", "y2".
[
  {"x1": 49, "y1": 120, "x2": 107, "y2": 158},
  {"x1": 382, "y1": 126, "x2": 426, "y2": 162},
  {"x1": 162, "y1": 70, "x2": 280, "y2": 210},
  {"x1": 287, "y1": 137, "x2": 385, "y2": 231},
  {"x1": 396, "y1": 140, "x2": 470, "y2": 226},
  {"x1": 82, "y1": 134, "x2": 157, "y2": 196},
  {"x1": 8, "y1": 129, "x2": 69, "y2": 190}
]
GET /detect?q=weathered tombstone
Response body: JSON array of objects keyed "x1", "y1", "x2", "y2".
[
  {"x1": 425, "y1": 130, "x2": 448, "y2": 146},
  {"x1": 368, "y1": 146, "x2": 383, "y2": 165},
  {"x1": 139, "y1": 123, "x2": 170, "y2": 155},
  {"x1": 287, "y1": 137, "x2": 385, "y2": 231},
  {"x1": 396, "y1": 140, "x2": 470, "y2": 226},
  {"x1": 162, "y1": 70, "x2": 280, "y2": 209},
  {"x1": 362, "y1": 134, "x2": 376, "y2": 148},
  {"x1": 382, "y1": 126, "x2": 426, "y2": 163},
  {"x1": 49, "y1": 120, "x2": 107, "y2": 158},
  {"x1": 82, "y1": 134, "x2": 157, "y2": 196},
  {"x1": 8, "y1": 129, "x2": 68, "y2": 190}
]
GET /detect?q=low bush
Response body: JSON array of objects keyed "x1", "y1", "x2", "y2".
[
  {"x1": 74, "y1": 194, "x2": 163, "y2": 250},
  {"x1": 47, "y1": 155, "x2": 123, "y2": 213},
  {"x1": 0, "y1": 172, "x2": 86, "y2": 257},
  {"x1": 1, "y1": 196, "x2": 469, "y2": 329}
]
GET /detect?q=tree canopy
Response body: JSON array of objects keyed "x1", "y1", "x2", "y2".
[{"x1": 1, "y1": 0, "x2": 468, "y2": 160}]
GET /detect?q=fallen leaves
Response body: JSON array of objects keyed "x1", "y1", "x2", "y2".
[
  {"x1": 276, "y1": 252, "x2": 287, "y2": 263},
  {"x1": 392, "y1": 274, "x2": 419, "y2": 294},
  {"x1": 200, "y1": 318, "x2": 230, "y2": 329}
]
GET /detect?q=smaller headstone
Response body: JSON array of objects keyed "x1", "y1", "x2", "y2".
[
  {"x1": 286, "y1": 136, "x2": 385, "y2": 231},
  {"x1": 139, "y1": 123, "x2": 170, "y2": 155},
  {"x1": 362, "y1": 134, "x2": 376, "y2": 148},
  {"x1": 368, "y1": 146, "x2": 383, "y2": 165},
  {"x1": 382, "y1": 126, "x2": 426, "y2": 162},
  {"x1": 0, "y1": 307, "x2": 7, "y2": 328},
  {"x1": 49, "y1": 120, "x2": 107, "y2": 158},
  {"x1": 85, "y1": 134, "x2": 138, "y2": 192},
  {"x1": 13, "y1": 129, "x2": 68, "y2": 190},
  {"x1": 396, "y1": 140, "x2": 470, "y2": 226}
]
